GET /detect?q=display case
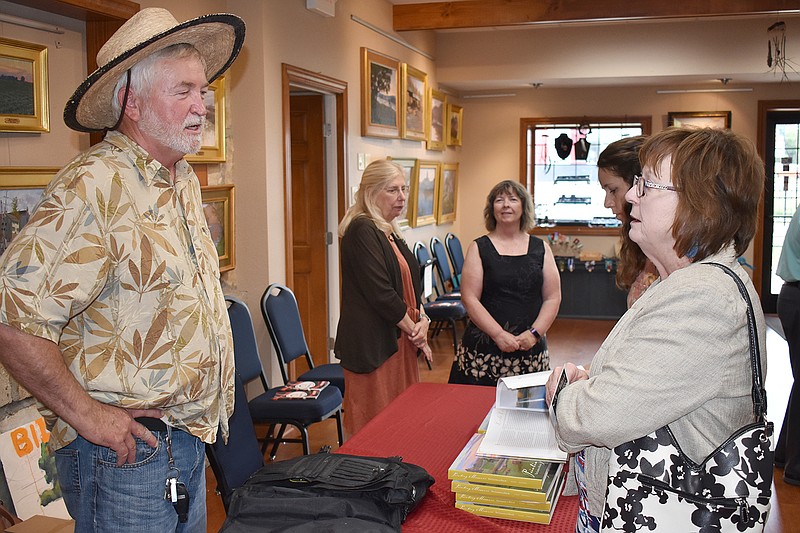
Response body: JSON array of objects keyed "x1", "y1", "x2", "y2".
[{"x1": 555, "y1": 257, "x2": 627, "y2": 319}]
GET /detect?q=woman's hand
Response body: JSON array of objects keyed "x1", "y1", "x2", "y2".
[
  {"x1": 420, "y1": 341, "x2": 433, "y2": 363},
  {"x1": 545, "y1": 362, "x2": 589, "y2": 405},
  {"x1": 493, "y1": 330, "x2": 521, "y2": 352},
  {"x1": 515, "y1": 330, "x2": 539, "y2": 351},
  {"x1": 410, "y1": 317, "x2": 429, "y2": 346}
]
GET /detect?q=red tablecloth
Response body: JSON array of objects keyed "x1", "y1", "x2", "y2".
[{"x1": 338, "y1": 382, "x2": 579, "y2": 532}]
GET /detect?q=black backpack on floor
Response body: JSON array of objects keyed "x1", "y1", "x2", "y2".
[{"x1": 219, "y1": 453, "x2": 434, "y2": 532}]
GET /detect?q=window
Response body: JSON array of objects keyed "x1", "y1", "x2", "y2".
[{"x1": 521, "y1": 116, "x2": 651, "y2": 233}]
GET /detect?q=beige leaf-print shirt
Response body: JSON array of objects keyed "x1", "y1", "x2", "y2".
[{"x1": 0, "y1": 131, "x2": 234, "y2": 449}]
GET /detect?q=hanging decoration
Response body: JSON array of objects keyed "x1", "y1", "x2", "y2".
[{"x1": 767, "y1": 21, "x2": 798, "y2": 80}]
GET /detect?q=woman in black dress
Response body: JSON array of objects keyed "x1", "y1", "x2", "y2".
[{"x1": 448, "y1": 180, "x2": 561, "y2": 386}]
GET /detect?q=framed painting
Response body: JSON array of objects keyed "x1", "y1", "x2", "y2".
[
  {"x1": 388, "y1": 157, "x2": 418, "y2": 229},
  {"x1": 361, "y1": 47, "x2": 400, "y2": 138},
  {"x1": 0, "y1": 37, "x2": 49, "y2": 133},
  {"x1": 400, "y1": 64, "x2": 427, "y2": 142},
  {"x1": 186, "y1": 76, "x2": 226, "y2": 162},
  {"x1": 436, "y1": 163, "x2": 458, "y2": 224},
  {"x1": 200, "y1": 184, "x2": 235, "y2": 272},
  {"x1": 0, "y1": 167, "x2": 59, "y2": 255},
  {"x1": 446, "y1": 103, "x2": 463, "y2": 146},
  {"x1": 427, "y1": 88, "x2": 447, "y2": 151},
  {"x1": 410, "y1": 161, "x2": 440, "y2": 227},
  {"x1": 667, "y1": 111, "x2": 731, "y2": 129}
]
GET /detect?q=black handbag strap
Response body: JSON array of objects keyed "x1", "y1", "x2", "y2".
[{"x1": 705, "y1": 262, "x2": 767, "y2": 421}]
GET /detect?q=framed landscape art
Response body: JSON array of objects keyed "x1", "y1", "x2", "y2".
[
  {"x1": 0, "y1": 167, "x2": 58, "y2": 255},
  {"x1": 410, "y1": 161, "x2": 440, "y2": 227},
  {"x1": 400, "y1": 64, "x2": 427, "y2": 142},
  {"x1": 388, "y1": 157, "x2": 418, "y2": 229},
  {"x1": 427, "y1": 88, "x2": 447, "y2": 151},
  {"x1": 361, "y1": 47, "x2": 400, "y2": 138},
  {"x1": 667, "y1": 110, "x2": 731, "y2": 129},
  {"x1": 446, "y1": 104, "x2": 463, "y2": 146},
  {"x1": 186, "y1": 76, "x2": 226, "y2": 163},
  {"x1": 200, "y1": 184, "x2": 235, "y2": 272},
  {"x1": 437, "y1": 163, "x2": 458, "y2": 224},
  {"x1": 0, "y1": 37, "x2": 49, "y2": 133}
]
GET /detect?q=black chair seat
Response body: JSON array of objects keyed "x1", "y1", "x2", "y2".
[
  {"x1": 248, "y1": 386, "x2": 343, "y2": 421},
  {"x1": 424, "y1": 299, "x2": 467, "y2": 319},
  {"x1": 297, "y1": 364, "x2": 345, "y2": 395}
]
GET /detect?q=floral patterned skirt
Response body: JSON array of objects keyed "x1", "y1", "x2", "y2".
[{"x1": 447, "y1": 324, "x2": 549, "y2": 386}]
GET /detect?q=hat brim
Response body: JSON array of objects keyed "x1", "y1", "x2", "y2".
[{"x1": 64, "y1": 13, "x2": 245, "y2": 133}]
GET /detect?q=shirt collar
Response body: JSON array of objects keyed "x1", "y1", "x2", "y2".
[{"x1": 105, "y1": 131, "x2": 193, "y2": 187}]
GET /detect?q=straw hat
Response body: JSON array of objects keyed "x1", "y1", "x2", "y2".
[{"x1": 64, "y1": 8, "x2": 245, "y2": 133}]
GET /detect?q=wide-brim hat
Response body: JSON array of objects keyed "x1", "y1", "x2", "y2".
[{"x1": 64, "y1": 8, "x2": 245, "y2": 133}]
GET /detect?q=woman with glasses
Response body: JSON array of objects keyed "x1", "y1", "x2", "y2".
[
  {"x1": 448, "y1": 179, "x2": 561, "y2": 386},
  {"x1": 546, "y1": 127, "x2": 768, "y2": 533},
  {"x1": 335, "y1": 159, "x2": 432, "y2": 437},
  {"x1": 597, "y1": 136, "x2": 659, "y2": 307}
]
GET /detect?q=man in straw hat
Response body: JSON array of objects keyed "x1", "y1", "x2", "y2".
[{"x1": 0, "y1": 8, "x2": 244, "y2": 531}]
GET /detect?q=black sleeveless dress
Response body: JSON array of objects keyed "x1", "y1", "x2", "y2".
[{"x1": 448, "y1": 234, "x2": 549, "y2": 386}]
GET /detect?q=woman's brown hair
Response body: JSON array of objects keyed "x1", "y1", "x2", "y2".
[
  {"x1": 640, "y1": 127, "x2": 765, "y2": 262},
  {"x1": 597, "y1": 135, "x2": 647, "y2": 290}
]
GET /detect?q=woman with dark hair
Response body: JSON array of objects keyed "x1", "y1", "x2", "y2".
[
  {"x1": 547, "y1": 127, "x2": 768, "y2": 532},
  {"x1": 448, "y1": 180, "x2": 561, "y2": 386},
  {"x1": 597, "y1": 135, "x2": 658, "y2": 306},
  {"x1": 335, "y1": 159, "x2": 432, "y2": 437}
]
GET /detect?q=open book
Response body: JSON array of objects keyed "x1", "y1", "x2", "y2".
[
  {"x1": 272, "y1": 380, "x2": 329, "y2": 400},
  {"x1": 476, "y1": 370, "x2": 567, "y2": 462}
]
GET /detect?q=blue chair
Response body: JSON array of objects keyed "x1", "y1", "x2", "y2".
[
  {"x1": 414, "y1": 242, "x2": 460, "y2": 301},
  {"x1": 225, "y1": 296, "x2": 344, "y2": 460},
  {"x1": 206, "y1": 372, "x2": 264, "y2": 513},
  {"x1": 431, "y1": 236, "x2": 461, "y2": 294},
  {"x1": 260, "y1": 283, "x2": 345, "y2": 396},
  {"x1": 445, "y1": 232, "x2": 465, "y2": 288},
  {"x1": 414, "y1": 254, "x2": 468, "y2": 357}
]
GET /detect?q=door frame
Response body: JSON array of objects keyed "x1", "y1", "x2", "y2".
[
  {"x1": 281, "y1": 64, "x2": 348, "y2": 288},
  {"x1": 755, "y1": 100, "x2": 800, "y2": 301}
]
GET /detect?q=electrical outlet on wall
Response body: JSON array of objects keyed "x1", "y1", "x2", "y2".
[{"x1": 357, "y1": 153, "x2": 367, "y2": 171}]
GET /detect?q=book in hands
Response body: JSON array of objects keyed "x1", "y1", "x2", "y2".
[{"x1": 271, "y1": 380, "x2": 329, "y2": 400}]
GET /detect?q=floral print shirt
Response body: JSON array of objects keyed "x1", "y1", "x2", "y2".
[{"x1": 0, "y1": 131, "x2": 234, "y2": 449}]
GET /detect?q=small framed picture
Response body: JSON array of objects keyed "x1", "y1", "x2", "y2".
[
  {"x1": 667, "y1": 111, "x2": 731, "y2": 129},
  {"x1": 0, "y1": 37, "x2": 50, "y2": 133},
  {"x1": 436, "y1": 163, "x2": 458, "y2": 224},
  {"x1": 410, "y1": 161, "x2": 440, "y2": 227},
  {"x1": 361, "y1": 47, "x2": 401, "y2": 139},
  {"x1": 446, "y1": 103, "x2": 463, "y2": 146},
  {"x1": 400, "y1": 64, "x2": 427, "y2": 142},
  {"x1": 427, "y1": 88, "x2": 447, "y2": 151},
  {"x1": 0, "y1": 166, "x2": 59, "y2": 255},
  {"x1": 388, "y1": 157, "x2": 418, "y2": 229},
  {"x1": 186, "y1": 76, "x2": 226, "y2": 163},
  {"x1": 200, "y1": 184, "x2": 235, "y2": 272}
]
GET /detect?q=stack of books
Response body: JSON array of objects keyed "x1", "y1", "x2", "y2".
[{"x1": 448, "y1": 432, "x2": 565, "y2": 524}]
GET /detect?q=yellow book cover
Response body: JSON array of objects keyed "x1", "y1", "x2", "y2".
[
  {"x1": 455, "y1": 472, "x2": 565, "y2": 524},
  {"x1": 454, "y1": 492, "x2": 551, "y2": 512},
  {"x1": 448, "y1": 433, "x2": 551, "y2": 489},
  {"x1": 450, "y1": 461, "x2": 562, "y2": 503}
]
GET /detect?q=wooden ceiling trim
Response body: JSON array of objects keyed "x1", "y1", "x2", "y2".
[
  {"x1": 6, "y1": 0, "x2": 139, "y2": 21},
  {"x1": 393, "y1": 0, "x2": 800, "y2": 31}
]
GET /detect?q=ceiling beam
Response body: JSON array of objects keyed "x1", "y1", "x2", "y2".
[{"x1": 393, "y1": 0, "x2": 800, "y2": 31}]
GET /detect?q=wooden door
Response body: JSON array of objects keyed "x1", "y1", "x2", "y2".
[{"x1": 290, "y1": 94, "x2": 329, "y2": 368}]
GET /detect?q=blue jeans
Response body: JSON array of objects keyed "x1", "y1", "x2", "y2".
[{"x1": 55, "y1": 427, "x2": 206, "y2": 533}]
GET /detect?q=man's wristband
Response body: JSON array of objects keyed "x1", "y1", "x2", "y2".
[{"x1": 529, "y1": 327, "x2": 541, "y2": 340}]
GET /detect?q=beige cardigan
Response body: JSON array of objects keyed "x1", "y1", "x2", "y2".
[{"x1": 553, "y1": 246, "x2": 767, "y2": 517}]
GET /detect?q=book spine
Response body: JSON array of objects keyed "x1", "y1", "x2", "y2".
[
  {"x1": 450, "y1": 481, "x2": 547, "y2": 502},
  {"x1": 454, "y1": 492, "x2": 551, "y2": 511},
  {"x1": 447, "y1": 469, "x2": 544, "y2": 490},
  {"x1": 455, "y1": 502, "x2": 552, "y2": 524}
]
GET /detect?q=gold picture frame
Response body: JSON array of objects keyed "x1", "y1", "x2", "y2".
[
  {"x1": 388, "y1": 157, "x2": 418, "y2": 229},
  {"x1": 436, "y1": 163, "x2": 459, "y2": 224},
  {"x1": 400, "y1": 64, "x2": 428, "y2": 142},
  {"x1": 186, "y1": 76, "x2": 226, "y2": 162},
  {"x1": 667, "y1": 111, "x2": 731, "y2": 129},
  {"x1": 361, "y1": 48, "x2": 401, "y2": 139},
  {"x1": 427, "y1": 88, "x2": 447, "y2": 151},
  {"x1": 446, "y1": 103, "x2": 463, "y2": 146},
  {"x1": 410, "y1": 161, "x2": 440, "y2": 228},
  {"x1": 0, "y1": 166, "x2": 59, "y2": 254},
  {"x1": 0, "y1": 37, "x2": 49, "y2": 133},
  {"x1": 200, "y1": 184, "x2": 235, "y2": 272}
]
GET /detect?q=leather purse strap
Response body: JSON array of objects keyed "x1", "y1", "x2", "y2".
[{"x1": 706, "y1": 262, "x2": 767, "y2": 421}]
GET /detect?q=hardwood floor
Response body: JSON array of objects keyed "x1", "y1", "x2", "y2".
[{"x1": 206, "y1": 318, "x2": 800, "y2": 532}]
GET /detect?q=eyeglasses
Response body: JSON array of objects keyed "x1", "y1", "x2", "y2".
[
  {"x1": 633, "y1": 175, "x2": 679, "y2": 197},
  {"x1": 385, "y1": 185, "x2": 410, "y2": 196}
]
